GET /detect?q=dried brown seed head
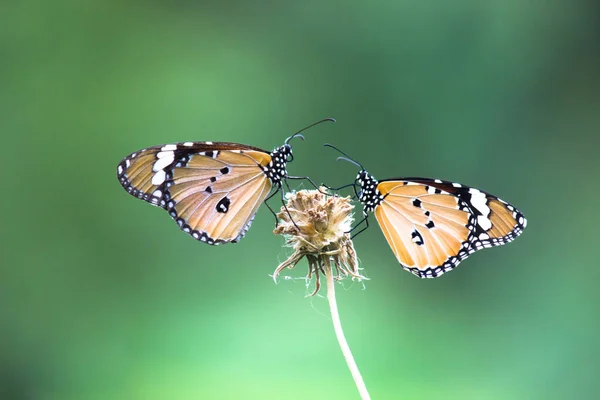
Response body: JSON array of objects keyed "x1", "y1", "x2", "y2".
[{"x1": 273, "y1": 188, "x2": 367, "y2": 295}]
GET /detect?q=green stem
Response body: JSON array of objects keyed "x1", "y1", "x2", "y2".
[{"x1": 324, "y1": 257, "x2": 371, "y2": 400}]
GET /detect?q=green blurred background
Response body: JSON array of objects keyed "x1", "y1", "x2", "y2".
[{"x1": 2, "y1": 1, "x2": 598, "y2": 399}]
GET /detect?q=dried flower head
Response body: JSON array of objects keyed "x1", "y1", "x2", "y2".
[{"x1": 273, "y1": 188, "x2": 367, "y2": 295}]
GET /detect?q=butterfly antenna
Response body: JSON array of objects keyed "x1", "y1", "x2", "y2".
[
  {"x1": 285, "y1": 117, "x2": 336, "y2": 144},
  {"x1": 323, "y1": 143, "x2": 364, "y2": 170}
]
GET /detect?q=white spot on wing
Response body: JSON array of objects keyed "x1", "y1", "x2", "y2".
[
  {"x1": 469, "y1": 188, "x2": 491, "y2": 216},
  {"x1": 452, "y1": 182, "x2": 462, "y2": 188},
  {"x1": 117, "y1": 165, "x2": 123, "y2": 175},
  {"x1": 205, "y1": 141, "x2": 213, "y2": 145},
  {"x1": 151, "y1": 170, "x2": 166, "y2": 185},
  {"x1": 477, "y1": 215, "x2": 492, "y2": 231},
  {"x1": 157, "y1": 150, "x2": 174, "y2": 159},
  {"x1": 153, "y1": 152, "x2": 175, "y2": 171},
  {"x1": 152, "y1": 189, "x2": 162, "y2": 198},
  {"x1": 162, "y1": 144, "x2": 177, "y2": 151}
]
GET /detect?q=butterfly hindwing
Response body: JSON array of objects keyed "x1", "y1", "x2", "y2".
[
  {"x1": 374, "y1": 180, "x2": 476, "y2": 278},
  {"x1": 375, "y1": 178, "x2": 526, "y2": 278},
  {"x1": 117, "y1": 142, "x2": 273, "y2": 244}
]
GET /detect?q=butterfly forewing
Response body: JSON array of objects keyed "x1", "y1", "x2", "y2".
[
  {"x1": 395, "y1": 178, "x2": 527, "y2": 249},
  {"x1": 117, "y1": 142, "x2": 274, "y2": 244},
  {"x1": 118, "y1": 148, "x2": 165, "y2": 205}
]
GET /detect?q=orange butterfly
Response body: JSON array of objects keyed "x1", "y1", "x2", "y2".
[
  {"x1": 325, "y1": 145, "x2": 527, "y2": 278},
  {"x1": 116, "y1": 119, "x2": 334, "y2": 245}
]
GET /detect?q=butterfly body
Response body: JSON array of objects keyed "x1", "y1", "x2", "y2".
[
  {"x1": 353, "y1": 170, "x2": 527, "y2": 278},
  {"x1": 356, "y1": 170, "x2": 384, "y2": 212},
  {"x1": 117, "y1": 141, "x2": 293, "y2": 245}
]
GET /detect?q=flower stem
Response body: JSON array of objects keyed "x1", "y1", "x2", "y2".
[{"x1": 324, "y1": 257, "x2": 371, "y2": 400}]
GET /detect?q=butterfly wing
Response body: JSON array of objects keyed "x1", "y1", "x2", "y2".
[
  {"x1": 375, "y1": 178, "x2": 526, "y2": 278},
  {"x1": 117, "y1": 142, "x2": 273, "y2": 244}
]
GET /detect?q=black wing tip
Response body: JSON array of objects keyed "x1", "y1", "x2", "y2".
[
  {"x1": 515, "y1": 210, "x2": 528, "y2": 230},
  {"x1": 116, "y1": 157, "x2": 129, "y2": 179}
]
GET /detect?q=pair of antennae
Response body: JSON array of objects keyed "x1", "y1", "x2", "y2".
[
  {"x1": 324, "y1": 143, "x2": 364, "y2": 170},
  {"x1": 284, "y1": 117, "x2": 336, "y2": 145},
  {"x1": 283, "y1": 118, "x2": 364, "y2": 170}
]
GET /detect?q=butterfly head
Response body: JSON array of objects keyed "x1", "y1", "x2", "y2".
[
  {"x1": 323, "y1": 143, "x2": 384, "y2": 214},
  {"x1": 265, "y1": 117, "x2": 336, "y2": 186},
  {"x1": 274, "y1": 143, "x2": 293, "y2": 163},
  {"x1": 265, "y1": 118, "x2": 336, "y2": 186},
  {"x1": 280, "y1": 143, "x2": 293, "y2": 160},
  {"x1": 356, "y1": 170, "x2": 383, "y2": 213}
]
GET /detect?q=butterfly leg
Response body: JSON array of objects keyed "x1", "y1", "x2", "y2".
[
  {"x1": 286, "y1": 176, "x2": 328, "y2": 194},
  {"x1": 284, "y1": 179, "x2": 293, "y2": 193},
  {"x1": 263, "y1": 186, "x2": 302, "y2": 231},
  {"x1": 280, "y1": 188, "x2": 302, "y2": 231},
  {"x1": 352, "y1": 183, "x2": 360, "y2": 201},
  {"x1": 322, "y1": 183, "x2": 359, "y2": 200},
  {"x1": 349, "y1": 214, "x2": 369, "y2": 239},
  {"x1": 263, "y1": 188, "x2": 282, "y2": 227},
  {"x1": 323, "y1": 183, "x2": 356, "y2": 191}
]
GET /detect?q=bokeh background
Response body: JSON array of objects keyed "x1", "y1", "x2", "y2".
[{"x1": 2, "y1": 1, "x2": 599, "y2": 399}]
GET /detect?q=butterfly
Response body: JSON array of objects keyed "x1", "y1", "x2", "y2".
[
  {"x1": 325, "y1": 144, "x2": 527, "y2": 278},
  {"x1": 116, "y1": 118, "x2": 335, "y2": 245}
]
